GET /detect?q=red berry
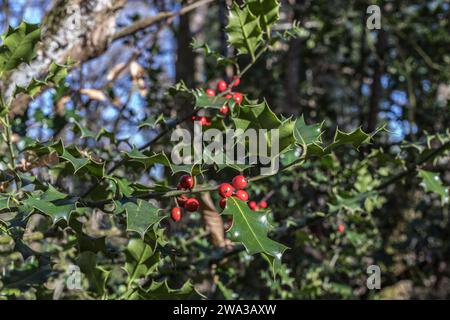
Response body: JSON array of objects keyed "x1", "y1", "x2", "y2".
[
  {"x1": 232, "y1": 175, "x2": 247, "y2": 189},
  {"x1": 171, "y1": 207, "x2": 182, "y2": 222},
  {"x1": 225, "y1": 94, "x2": 233, "y2": 99},
  {"x1": 219, "y1": 105, "x2": 229, "y2": 115},
  {"x1": 198, "y1": 116, "x2": 211, "y2": 126},
  {"x1": 191, "y1": 116, "x2": 197, "y2": 121},
  {"x1": 206, "y1": 88, "x2": 216, "y2": 96},
  {"x1": 217, "y1": 80, "x2": 227, "y2": 92},
  {"x1": 337, "y1": 224, "x2": 345, "y2": 233},
  {"x1": 180, "y1": 175, "x2": 195, "y2": 189},
  {"x1": 259, "y1": 200, "x2": 267, "y2": 209},
  {"x1": 232, "y1": 76, "x2": 240, "y2": 87},
  {"x1": 219, "y1": 198, "x2": 227, "y2": 210},
  {"x1": 185, "y1": 198, "x2": 200, "y2": 212},
  {"x1": 177, "y1": 194, "x2": 188, "y2": 207},
  {"x1": 235, "y1": 190, "x2": 249, "y2": 202},
  {"x1": 248, "y1": 201, "x2": 258, "y2": 211},
  {"x1": 218, "y1": 183, "x2": 234, "y2": 198},
  {"x1": 177, "y1": 183, "x2": 183, "y2": 190},
  {"x1": 233, "y1": 92, "x2": 243, "y2": 104}
]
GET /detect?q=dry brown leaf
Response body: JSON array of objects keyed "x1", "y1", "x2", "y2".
[
  {"x1": 106, "y1": 62, "x2": 127, "y2": 81},
  {"x1": 79, "y1": 88, "x2": 107, "y2": 102},
  {"x1": 130, "y1": 61, "x2": 145, "y2": 80},
  {"x1": 200, "y1": 192, "x2": 228, "y2": 247}
]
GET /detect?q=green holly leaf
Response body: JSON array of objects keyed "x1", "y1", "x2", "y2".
[
  {"x1": 328, "y1": 192, "x2": 370, "y2": 213},
  {"x1": 226, "y1": 2, "x2": 263, "y2": 61},
  {"x1": 22, "y1": 195, "x2": 76, "y2": 224},
  {"x1": 306, "y1": 127, "x2": 372, "y2": 157},
  {"x1": 248, "y1": 0, "x2": 280, "y2": 35},
  {"x1": 418, "y1": 170, "x2": 449, "y2": 204},
  {"x1": 294, "y1": 115, "x2": 323, "y2": 147},
  {"x1": 73, "y1": 121, "x2": 96, "y2": 139},
  {"x1": 232, "y1": 100, "x2": 295, "y2": 156},
  {"x1": 222, "y1": 197, "x2": 288, "y2": 276},
  {"x1": 233, "y1": 99, "x2": 281, "y2": 131},
  {"x1": 139, "y1": 114, "x2": 165, "y2": 129},
  {"x1": 123, "y1": 147, "x2": 172, "y2": 171},
  {"x1": 124, "y1": 238, "x2": 160, "y2": 285},
  {"x1": 107, "y1": 176, "x2": 134, "y2": 198},
  {"x1": 0, "y1": 196, "x2": 11, "y2": 211},
  {"x1": 129, "y1": 280, "x2": 201, "y2": 300},
  {"x1": 13, "y1": 62, "x2": 68, "y2": 98},
  {"x1": 194, "y1": 89, "x2": 228, "y2": 109},
  {"x1": 0, "y1": 22, "x2": 40, "y2": 72},
  {"x1": 124, "y1": 200, "x2": 164, "y2": 238},
  {"x1": 77, "y1": 251, "x2": 110, "y2": 297}
]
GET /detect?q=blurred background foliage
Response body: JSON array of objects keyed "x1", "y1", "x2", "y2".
[{"x1": 0, "y1": 0, "x2": 449, "y2": 299}]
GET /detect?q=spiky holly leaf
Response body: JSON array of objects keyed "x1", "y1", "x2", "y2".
[
  {"x1": 13, "y1": 62, "x2": 68, "y2": 98},
  {"x1": 294, "y1": 115, "x2": 323, "y2": 148},
  {"x1": 248, "y1": 0, "x2": 281, "y2": 35},
  {"x1": 124, "y1": 200, "x2": 164, "y2": 238},
  {"x1": 222, "y1": 197, "x2": 288, "y2": 276},
  {"x1": 0, "y1": 22, "x2": 40, "y2": 72},
  {"x1": 129, "y1": 280, "x2": 202, "y2": 300},
  {"x1": 232, "y1": 99, "x2": 295, "y2": 155},
  {"x1": 138, "y1": 114, "x2": 165, "y2": 129},
  {"x1": 124, "y1": 238, "x2": 160, "y2": 285},
  {"x1": 0, "y1": 196, "x2": 11, "y2": 211},
  {"x1": 73, "y1": 121, "x2": 96, "y2": 139},
  {"x1": 328, "y1": 192, "x2": 372, "y2": 213},
  {"x1": 306, "y1": 127, "x2": 372, "y2": 157},
  {"x1": 418, "y1": 170, "x2": 449, "y2": 204},
  {"x1": 22, "y1": 186, "x2": 76, "y2": 224},
  {"x1": 226, "y1": 2, "x2": 263, "y2": 61},
  {"x1": 77, "y1": 251, "x2": 110, "y2": 296},
  {"x1": 123, "y1": 147, "x2": 172, "y2": 170},
  {"x1": 194, "y1": 89, "x2": 228, "y2": 109},
  {"x1": 107, "y1": 176, "x2": 134, "y2": 198}
]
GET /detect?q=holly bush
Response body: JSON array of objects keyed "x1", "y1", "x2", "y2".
[{"x1": 0, "y1": 1, "x2": 449, "y2": 300}]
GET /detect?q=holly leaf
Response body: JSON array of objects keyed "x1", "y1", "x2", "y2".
[
  {"x1": 124, "y1": 238, "x2": 160, "y2": 285},
  {"x1": 77, "y1": 251, "x2": 110, "y2": 296},
  {"x1": 226, "y1": 2, "x2": 263, "y2": 61},
  {"x1": 123, "y1": 147, "x2": 172, "y2": 170},
  {"x1": 194, "y1": 89, "x2": 228, "y2": 109},
  {"x1": 328, "y1": 192, "x2": 371, "y2": 213},
  {"x1": 129, "y1": 280, "x2": 202, "y2": 300},
  {"x1": 13, "y1": 62, "x2": 68, "y2": 98},
  {"x1": 294, "y1": 115, "x2": 323, "y2": 147},
  {"x1": 306, "y1": 127, "x2": 372, "y2": 157},
  {"x1": 139, "y1": 114, "x2": 165, "y2": 129},
  {"x1": 222, "y1": 197, "x2": 288, "y2": 276},
  {"x1": 0, "y1": 22, "x2": 40, "y2": 72},
  {"x1": 232, "y1": 100, "x2": 295, "y2": 156},
  {"x1": 124, "y1": 200, "x2": 164, "y2": 238},
  {"x1": 247, "y1": 0, "x2": 280, "y2": 35},
  {"x1": 418, "y1": 170, "x2": 449, "y2": 204},
  {"x1": 23, "y1": 196, "x2": 75, "y2": 224}
]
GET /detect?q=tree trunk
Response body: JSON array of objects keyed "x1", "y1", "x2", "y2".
[
  {"x1": 1, "y1": 0, "x2": 126, "y2": 117},
  {"x1": 366, "y1": 29, "x2": 387, "y2": 133}
]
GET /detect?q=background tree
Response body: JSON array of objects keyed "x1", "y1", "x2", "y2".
[{"x1": 0, "y1": 0, "x2": 449, "y2": 299}]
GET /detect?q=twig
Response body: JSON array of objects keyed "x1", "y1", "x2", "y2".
[{"x1": 112, "y1": 0, "x2": 217, "y2": 41}]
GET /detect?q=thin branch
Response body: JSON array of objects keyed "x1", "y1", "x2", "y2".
[{"x1": 112, "y1": 0, "x2": 217, "y2": 41}]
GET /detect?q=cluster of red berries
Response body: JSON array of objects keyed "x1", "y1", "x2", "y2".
[
  {"x1": 191, "y1": 115, "x2": 212, "y2": 126},
  {"x1": 205, "y1": 77, "x2": 243, "y2": 116},
  {"x1": 247, "y1": 199, "x2": 268, "y2": 212},
  {"x1": 171, "y1": 175, "x2": 199, "y2": 222},
  {"x1": 218, "y1": 175, "x2": 254, "y2": 210}
]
